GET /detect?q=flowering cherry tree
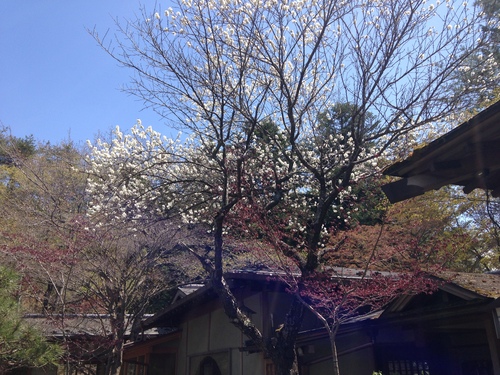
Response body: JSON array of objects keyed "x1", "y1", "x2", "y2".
[{"x1": 89, "y1": 0, "x2": 493, "y2": 374}]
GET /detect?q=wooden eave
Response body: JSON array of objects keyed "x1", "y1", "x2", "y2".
[
  {"x1": 124, "y1": 330, "x2": 181, "y2": 358},
  {"x1": 382, "y1": 100, "x2": 500, "y2": 203}
]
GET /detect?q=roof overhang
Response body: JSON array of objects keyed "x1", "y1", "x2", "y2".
[
  {"x1": 382, "y1": 100, "x2": 500, "y2": 203},
  {"x1": 142, "y1": 269, "x2": 500, "y2": 332}
]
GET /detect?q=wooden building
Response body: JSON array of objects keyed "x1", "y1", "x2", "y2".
[{"x1": 123, "y1": 270, "x2": 500, "y2": 375}]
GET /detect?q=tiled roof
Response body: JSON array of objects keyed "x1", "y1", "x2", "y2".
[
  {"x1": 445, "y1": 271, "x2": 500, "y2": 299},
  {"x1": 24, "y1": 314, "x2": 112, "y2": 337}
]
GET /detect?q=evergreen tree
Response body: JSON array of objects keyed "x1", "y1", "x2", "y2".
[{"x1": 0, "y1": 266, "x2": 61, "y2": 372}]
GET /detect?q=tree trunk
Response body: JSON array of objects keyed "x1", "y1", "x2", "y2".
[
  {"x1": 267, "y1": 297, "x2": 305, "y2": 375},
  {"x1": 205, "y1": 214, "x2": 306, "y2": 375},
  {"x1": 106, "y1": 306, "x2": 126, "y2": 375},
  {"x1": 269, "y1": 343, "x2": 300, "y2": 375},
  {"x1": 107, "y1": 343, "x2": 123, "y2": 375},
  {"x1": 328, "y1": 329, "x2": 341, "y2": 375},
  {"x1": 296, "y1": 294, "x2": 342, "y2": 375}
]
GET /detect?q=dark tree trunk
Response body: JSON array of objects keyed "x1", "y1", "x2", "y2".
[
  {"x1": 328, "y1": 329, "x2": 341, "y2": 375},
  {"x1": 206, "y1": 217, "x2": 305, "y2": 375},
  {"x1": 266, "y1": 297, "x2": 305, "y2": 375},
  {"x1": 105, "y1": 301, "x2": 126, "y2": 375}
]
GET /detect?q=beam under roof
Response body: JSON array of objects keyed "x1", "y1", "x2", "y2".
[{"x1": 382, "y1": 100, "x2": 500, "y2": 203}]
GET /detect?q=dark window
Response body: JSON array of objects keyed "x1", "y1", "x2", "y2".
[
  {"x1": 150, "y1": 353, "x2": 176, "y2": 375},
  {"x1": 124, "y1": 356, "x2": 147, "y2": 375},
  {"x1": 387, "y1": 359, "x2": 430, "y2": 375},
  {"x1": 462, "y1": 360, "x2": 493, "y2": 375}
]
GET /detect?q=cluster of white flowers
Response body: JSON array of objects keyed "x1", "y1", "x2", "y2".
[
  {"x1": 90, "y1": 0, "x2": 492, "y2": 248},
  {"x1": 86, "y1": 122, "x2": 189, "y2": 229}
]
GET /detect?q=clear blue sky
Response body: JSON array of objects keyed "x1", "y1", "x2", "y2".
[{"x1": 0, "y1": 1, "x2": 171, "y2": 145}]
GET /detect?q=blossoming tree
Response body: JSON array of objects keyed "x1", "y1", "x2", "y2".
[{"x1": 88, "y1": 0, "x2": 493, "y2": 374}]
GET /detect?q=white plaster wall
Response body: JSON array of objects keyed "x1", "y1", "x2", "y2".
[
  {"x1": 210, "y1": 307, "x2": 242, "y2": 349},
  {"x1": 187, "y1": 313, "x2": 211, "y2": 354},
  {"x1": 177, "y1": 293, "x2": 269, "y2": 375}
]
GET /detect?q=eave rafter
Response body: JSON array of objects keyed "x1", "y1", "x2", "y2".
[{"x1": 382, "y1": 101, "x2": 500, "y2": 203}]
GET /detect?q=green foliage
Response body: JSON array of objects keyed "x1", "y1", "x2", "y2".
[
  {"x1": 453, "y1": 189, "x2": 500, "y2": 272},
  {"x1": 478, "y1": 0, "x2": 500, "y2": 58},
  {"x1": 381, "y1": 187, "x2": 499, "y2": 272},
  {"x1": 310, "y1": 103, "x2": 387, "y2": 229},
  {"x1": 0, "y1": 128, "x2": 36, "y2": 164},
  {"x1": 452, "y1": 0, "x2": 500, "y2": 108},
  {"x1": 316, "y1": 102, "x2": 380, "y2": 140},
  {"x1": 348, "y1": 177, "x2": 388, "y2": 226},
  {"x1": 0, "y1": 266, "x2": 61, "y2": 372}
]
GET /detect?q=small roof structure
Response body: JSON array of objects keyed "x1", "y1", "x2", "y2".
[
  {"x1": 24, "y1": 314, "x2": 111, "y2": 338},
  {"x1": 382, "y1": 100, "x2": 500, "y2": 203},
  {"x1": 24, "y1": 313, "x2": 161, "y2": 338}
]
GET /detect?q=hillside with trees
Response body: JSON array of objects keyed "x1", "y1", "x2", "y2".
[{"x1": 0, "y1": 130, "x2": 195, "y2": 374}]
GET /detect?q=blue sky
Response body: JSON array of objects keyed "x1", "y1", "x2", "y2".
[{"x1": 0, "y1": 1, "x2": 172, "y2": 145}]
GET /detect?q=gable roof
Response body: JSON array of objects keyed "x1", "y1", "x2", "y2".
[
  {"x1": 142, "y1": 283, "x2": 215, "y2": 329},
  {"x1": 142, "y1": 269, "x2": 500, "y2": 332},
  {"x1": 171, "y1": 283, "x2": 206, "y2": 304},
  {"x1": 142, "y1": 269, "x2": 296, "y2": 329},
  {"x1": 382, "y1": 100, "x2": 500, "y2": 203},
  {"x1": 382, "y1": 272, "x2": 500, "y2": 322}
]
